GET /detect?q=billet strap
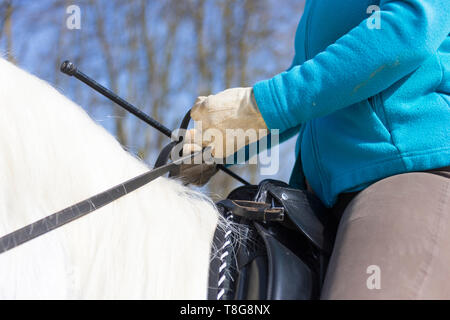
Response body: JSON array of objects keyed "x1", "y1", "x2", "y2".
[
  {"x1": 262, "y1": 183, "x2": 335, "y2": 254},
  {"x1": 216, "y1": 199, "x2": 285, "y2": 222}
]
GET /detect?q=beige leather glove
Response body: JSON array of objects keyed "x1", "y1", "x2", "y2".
[
  {"x1": 177, "y1": 87, "x2": 268, "y2": 186},
  {"x1": 190, "y1": 87, "x2": 268, "y2": 158}
]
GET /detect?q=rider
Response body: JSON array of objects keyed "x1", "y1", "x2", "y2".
[{"x1": 183, "y1": 0, "x2": 450, "y2": 299}]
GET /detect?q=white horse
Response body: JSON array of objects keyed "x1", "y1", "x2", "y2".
[{"x1": 0, "y1": 58, "x2": 224, "y2": 299}]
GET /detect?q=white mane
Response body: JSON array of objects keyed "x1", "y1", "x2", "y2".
[{"x1": 0, "y1": 58, "x2": 220, "y2": 299}]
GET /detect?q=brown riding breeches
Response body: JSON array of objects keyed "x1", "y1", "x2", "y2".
[{"x1": 320, "y1": 167, "x2": 450, "y2": 299}]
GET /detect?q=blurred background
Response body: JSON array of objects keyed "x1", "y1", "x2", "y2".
[{"x1": 0, "y1": 0, "x2": 305, "y2": 200}]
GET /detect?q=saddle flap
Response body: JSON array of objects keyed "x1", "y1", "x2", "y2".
[{"x1": 254, "y1": 223, "x2": 316, "y2": 300}]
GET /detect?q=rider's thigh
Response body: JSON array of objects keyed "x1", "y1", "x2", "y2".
[{"x1": 321, "y1": 171, "x2": 450, "y2": 300}]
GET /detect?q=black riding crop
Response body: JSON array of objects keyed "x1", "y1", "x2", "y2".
[{"x1": 60, "y1": 60, "x2": 249, "y2": 186}]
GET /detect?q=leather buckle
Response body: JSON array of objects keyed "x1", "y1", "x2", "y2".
[{"x1": 217, "y1": 199, "x2": 284, "y2": 222}]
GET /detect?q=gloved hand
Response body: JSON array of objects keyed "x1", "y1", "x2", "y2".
[
  {"x1": 175, "y1": 162, "x2": 219, "y2": 186},
  {"x1": 177, "y1": 87, "x2": 268, "y2": 186},
  {"x1": 189, "y1": 87, "x2": 268, "y2": 158},
  {"x1": 175, "y1": 141, "x2": 219, "y2": 186}
]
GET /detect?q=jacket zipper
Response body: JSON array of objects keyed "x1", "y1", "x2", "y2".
[
  {"x1": 304, "y1": 2, "x2": 324, "y2": 201},
  {"x1": 309, "y1": 120, "x2": 326, "y2": 203},
  {"x1": 304, "y1": 0, "x2": 316, "y2": 60}
]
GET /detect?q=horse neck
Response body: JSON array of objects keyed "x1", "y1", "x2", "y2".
[{"x1": 0, "y1": 59, "x2": 218, "y2": 299}]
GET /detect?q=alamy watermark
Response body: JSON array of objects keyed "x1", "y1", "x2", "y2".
[
  {"x1": 66, "y1": 5, "x2": 81, "y2": 30},
  {"x1": 367, "y1": 5, "x2": 381, "y2": 30},
  {"x1": 366, "y1": 265, "x2": 381, "y2": 290}
]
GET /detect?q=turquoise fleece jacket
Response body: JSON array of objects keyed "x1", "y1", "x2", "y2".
[{"x1": 253, "y1": 0, "x2": 450, "y2": 208}]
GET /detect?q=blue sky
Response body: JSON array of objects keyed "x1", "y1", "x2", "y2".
[{"x1": 1, "y1": 0, "x2": 304, "y2": 189}]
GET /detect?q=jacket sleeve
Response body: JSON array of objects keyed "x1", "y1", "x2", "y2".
[{"x1": 253, "y1": 0, "x2": 450, "y2": 131}]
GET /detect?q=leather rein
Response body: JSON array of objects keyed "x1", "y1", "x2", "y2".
[{"x1": 0, "y1": 61, "x2": 249, "y2": 255}]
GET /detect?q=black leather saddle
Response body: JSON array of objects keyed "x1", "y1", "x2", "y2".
[{"x1": 208, "y1": 179, "x2": 337, "y2": 300}]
